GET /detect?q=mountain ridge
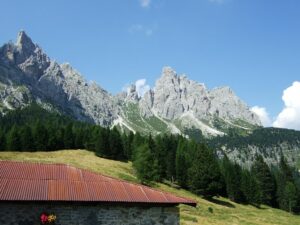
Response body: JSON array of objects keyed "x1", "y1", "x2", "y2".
[{"x1": 0, "y1": 31, "x2": 261, "y2": 137}]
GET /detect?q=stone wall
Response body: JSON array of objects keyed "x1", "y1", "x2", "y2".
[{"x1": 0, "y1": 202, "x2": 179, "y2": 225}]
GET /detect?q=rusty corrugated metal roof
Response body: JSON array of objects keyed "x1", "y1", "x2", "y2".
[{"x1": 0, "y1": 161, "x2": 196, "y2": 206}]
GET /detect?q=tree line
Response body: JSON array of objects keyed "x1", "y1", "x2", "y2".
[{"x1": 0, "y1": 104, "x2": 300, "y2": 213}]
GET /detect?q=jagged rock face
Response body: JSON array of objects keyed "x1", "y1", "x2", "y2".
[
  {"x1": 139, "y1": 67, "x2": 261, "y2": 126},
  {"x1": 60, "y1": 64, "x2": 117, "y2": 125},
  {"x1": 208, "y1": 87, "x2": 260, "y2": 125},
  {"x1": 0, "y1": 31, "x2": 261, "y2": 133},
  {"x1": 0, "y1": 31, "x2": 117, "y2": 126}
]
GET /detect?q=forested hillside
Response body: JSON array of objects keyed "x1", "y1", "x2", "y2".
[
  {"x1": 208, "y1": 128, "x2": 300, "y2": 169},
  {"x1": 1, "y1": 104, "x2": 300, "y2": 214}
]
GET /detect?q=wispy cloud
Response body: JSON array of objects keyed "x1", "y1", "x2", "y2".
[
  {"x1": 129, "y1": 24, "x2": 155, "y2": 36},
  {"x1": 139, "y1": 0, "x2": 151, "y2": 8}
]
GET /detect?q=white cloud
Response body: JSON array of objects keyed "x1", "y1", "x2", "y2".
[
  {"x1": 139, "y1": 0, "x2": 151, "y2": 8},
  {"x1": 129, "y1": 24, "x2": 154, "y2": 36},
  {"x1": 251, "y1": 106, "x2": 272, "y2": 127},
  {"x1": 273, "y1": 81, "x2": 300, "y2": 130},
  {"x1": 135, "y1": 79, "x2": 150, "y2": 97}
]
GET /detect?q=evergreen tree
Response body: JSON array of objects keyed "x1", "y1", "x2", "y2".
[
  {"x1": 176, "y1": 139, "x2": 189, "y2": 188},
  {"x1": 241, "y1": 169, "x2": 261, "y2": 206},
  {"x1": 108, "y1": 127, "x2": 125, "y2": 160},
  {"x1": 19, "y1": 125, "x2": 33, "y2": 151},
  {"x1": 133, "y1": 144, "x2": 159, "y2": 184},
  {"x1": 33, "y1": 122, "x2": 48, "y2": 150},
  {"x1": 284, "y1": 182, "x2": 297, "y2": 213},
  {"x1": 63, "y1": 123, "x2": 74, "y2": 149},
  {"x1": 221, "y1": 157, "x2": 244, "y2": 202},
  {"x1": 123, "y1": 131, "x2": 134, "y2": 160},
  {"x1": 276, "y1": 155, "x2": 298, "y2": 212},
  {"x1": 0, "y1": 129, "x2": 6, "y2": 150},
  {"x1": 74, "y1": 128, "x2": 85, "y2": 149},
  {"x1": 251, "y1": 155, "x2": 276, "y2": 206},
  {"x1": 188, "y1": 144, "x2": 223, "y2": 198},
  {"x1": 165, "y1": 135, "x2": 178, "y2": 182},
  {"x1": 95, "y1": 128, "x2": 110, "y2": 157},
  {"x1": 6, "y1": 125, "x2": 21, "y2": 151},
  {"x1": 154, "y1": 135, "x2": 168, "y2": 179}
]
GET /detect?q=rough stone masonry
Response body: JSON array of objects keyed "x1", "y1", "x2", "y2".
[{"x1": 0, "y1": 202, "x2": 180, "y2": 225}]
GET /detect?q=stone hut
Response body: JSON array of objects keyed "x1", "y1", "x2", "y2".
[{"x1": 0, "y1": 161, "x2": 196, "y2": 225}]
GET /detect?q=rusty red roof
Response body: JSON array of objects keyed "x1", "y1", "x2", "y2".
[{"x1": 0, "y1": 161, "x2": 196, "y2": 206}]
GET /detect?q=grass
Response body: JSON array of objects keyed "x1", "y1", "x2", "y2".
[
  {"x1": 0, "y1": 149, "x2": 299, "y2": 225},
  {"x1": 122, "y1": 102, "x2": 169, "y2": 134}
]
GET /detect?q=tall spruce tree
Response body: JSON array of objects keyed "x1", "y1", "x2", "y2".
[
  {"x1": 6, "y1": 125, "x2": 21, "y2": 151},
  {"x1": 63, "y1": 123, "x2": 74, "y2": 149},
  {"x1": 221, "y1": 157, "x2": 244, "y2": 202},
  {"x1": 188, "y1": 144, "x2": 223, "y2": 198},
  {"x1": 0, "y1": 129, "x2": 6, "y2": 150},
  {"x1": 95, "y1": 128, "x2": 110, "y2": 157},
  {"x1": 276, "y1": 155, "x2": 298, "y2": 212},
  {"x1": 108, "y1": 127, "x2": 125, "y2": 160},
  {"x1": 284, "y1": 181, "x2": 298, "y2": 213},
  {"x1": 19, "y1": 125, "x2": 34, "y2": 151},
  {"x1": 241, "y1": 169, "x2": 261, "y2": 206},
  {"x1": 176, "y1": 139, "x2": 189, "y2": 188},
  {"x1": 165, "y1": 135, "x2": 178, "y2": 182},
  {"x1": 33, "y1": 122, "x2": 48, "y2": 150},
  {"x1": 251, "y1": 155, "x2": 276, "y2": 206},
  {"x1": 133, "y1": 144, "x2": 159, "y2": 184}
]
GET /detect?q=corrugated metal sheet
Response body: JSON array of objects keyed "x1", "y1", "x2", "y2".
[{"x1": 0, "y1": 161, "x2": 196, "y2": 206}]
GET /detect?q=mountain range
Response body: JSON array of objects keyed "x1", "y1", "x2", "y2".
[
  {"x1": 1, "y1": 31, "x2": 300, "y2": 168},
  {"x1": 0, "y1": 31, "x2": 261, "y2": 137}
]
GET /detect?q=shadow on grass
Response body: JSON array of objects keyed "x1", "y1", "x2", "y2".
[{"x1": 206, "y1": 197, "x2": 236, "y2": 208}]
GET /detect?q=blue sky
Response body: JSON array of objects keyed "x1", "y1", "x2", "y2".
[{"x1": 1, "y1": 0, "x2": 300, "y2": 129}]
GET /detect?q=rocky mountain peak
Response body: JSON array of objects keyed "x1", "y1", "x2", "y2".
[
  {"x1": 161, "y1": 66, "x2": 177, "y2": 79},
  {"x1": 126, "y1": 84, "x2": 140, "y2": 102},
  {"x1": 16, "y1": 30, "x2": 36, "y2": 52},
  {"x1": 0, "y1": 31, "x2": 262, "y2": 136}
]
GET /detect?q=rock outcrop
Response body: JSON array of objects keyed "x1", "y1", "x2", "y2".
[{"x1": 0, "y1": 31, "x2": 261, "y2": 135}]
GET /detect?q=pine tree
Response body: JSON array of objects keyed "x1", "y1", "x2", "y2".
[
  {"x1": 123, "y1": 131, "x2": 134, "y2": 160},
  {"x1": 176, "y1": 139, "x2": 188, "y2": 188},
  {"x1": 6, "y1": 125, "x2": 21, "y2": 151},
  {"x1": 0, "y1": 129, "x2": 6, "y2": 150},
  {"x1": 241, "y1": 169, "x2": 261, "y2": 206},
  {"x1": 284, "y1": 182, "x2": 297, "y2": 213},
  {"x1": 188, "y1": 144, "x2": 223, "y2": 198},
  {"x1": 221, "y1": 157, "x2": 244, "y2": 203},
  {"x1": 165, "y1": 135, "x2": 178, "y2": 182},
  {"x1": 276, "y1": 155, "x2": 298, "y2": 212},
  {"x1": 251, "y1": 155, "x2": 276, "y2": 206},
  {"x1": 95, "y1": 128, "x2": 109, "y2": 156},
  {"x1": 133, "y1": 144, "x2": 159, "y2": 184},
  {"x1": 19, "y1": 125, "x2": 33, "y2": 151},
  {"x1": 33, "y1": 122, "x2": 48, "y2": 150},
  {"x1": 109, "y1": 127, "x2": 125, "y2": 160},
  {"x1": 74, "y1": 128, "x2": 85, "y2": 149},
  {"x1": 63, "y1": 123, "x2": 74, "y2": 149},
  {"x1": 154, "y1": 135, "x2": 168, "y2": 179}
]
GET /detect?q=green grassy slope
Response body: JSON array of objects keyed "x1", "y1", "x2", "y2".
[{"x1": 0, "y1": 150, "x2": 299, "y2": 225}]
